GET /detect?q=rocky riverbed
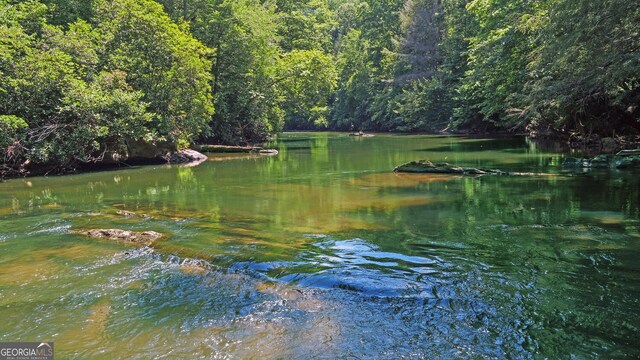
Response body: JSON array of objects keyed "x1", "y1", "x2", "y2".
[{"x1": 561, "y1": 149, "x2": 640, "y2": 169}]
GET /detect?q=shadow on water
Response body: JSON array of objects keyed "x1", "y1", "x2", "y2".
[
  {"x1": 413, "y1": 137, "x2": 530, "y2": 153},
  {"x1": 276, "y1": 137, "x2": 315, "y2": 143}
]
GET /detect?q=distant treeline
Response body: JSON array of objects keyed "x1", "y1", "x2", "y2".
[{"x1": 1, "y1": 0, "x2": 638, "y2": 176}]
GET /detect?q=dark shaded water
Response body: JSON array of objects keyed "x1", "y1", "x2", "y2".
[{"x1": 0, "y1": 133, "x2": 639, "y2": 358}]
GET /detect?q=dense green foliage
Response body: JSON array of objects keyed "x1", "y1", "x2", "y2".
[
  {"x1": 0, "y1": 0, "x2": 212, "y2": 175},
  {"x1": 156, "y1": 0, "x2": 337, "y2": 144},
  {"x1": 1, "y1": 0, "x2": 638, "y2": 176},
  {"x1": 330, "y1": 0, "x2": 639, "y2": 135}
]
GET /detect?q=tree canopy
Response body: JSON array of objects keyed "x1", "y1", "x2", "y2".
[{"x1": 1, "y1": 0, "x2": 638, "y2": 176}]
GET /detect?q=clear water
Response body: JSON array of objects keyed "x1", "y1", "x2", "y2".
[{"x1": 0, "y1": 133, "x2": 638, "y2": 359}]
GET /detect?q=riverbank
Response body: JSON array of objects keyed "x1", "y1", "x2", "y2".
[
  {"x1": 0, "y1": 148, "x2": 208, "y2": 180},
  {"x1": 3, "y1": 131, "x2": 640, "y2": 180}
]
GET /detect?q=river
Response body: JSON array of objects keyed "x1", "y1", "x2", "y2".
[{"x1": 0, "y1": 133, "x2": 638, "y2": 358}]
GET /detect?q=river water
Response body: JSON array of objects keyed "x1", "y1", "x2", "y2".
[{"x1": 0, "y1": 133, "x2": 638, "y2": 358}]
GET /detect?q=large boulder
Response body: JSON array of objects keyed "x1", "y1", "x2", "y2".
[{"x1": 165, "y1": 149, "x2": 208, "y2": 165}]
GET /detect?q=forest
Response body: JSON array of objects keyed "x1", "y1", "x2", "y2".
[{"x1": 0, "y1": 0, "x2": 638, "y2": 176}]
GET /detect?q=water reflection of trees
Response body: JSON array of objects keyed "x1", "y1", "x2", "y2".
[
  {"x1": 1, "y1": 134, "x2": 639, "y2": 357},
  {"x1": 354, "y1": 172, "x2": 640, "y2": 358}
]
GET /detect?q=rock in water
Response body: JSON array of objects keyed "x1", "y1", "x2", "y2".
[
  {"x1": 165, "y1": 149, "x2": 208, "y2": 165},
  {"x1": 392, "y1": 160, "x2": 560, "y2": 176},
  {"x1": 258, "y1": 149, "x2": 279, "y2": 156},
  {"x1": 394, "y1": 160, "x2": 497, "y2": 175},
  {"x1": 80, "y1": 229, "x2": 164, "y2": 246},
  {"x1": 561, "y1": 157, "x2": 591, "y2": 168},
  {"x1": 590, "y1": 155, "x2": 611, "y2": 168},
  {"x1": 349, "y1": 131, "x2": 374, "y2": 137},
  {"x1": 615, "y1": 156, "x2": 640, "y2": 169},
  {"x1": 394, "y1": 161, "x2": 458, "y2": 174},
  {"x1": 560, "y1": 150, "x2": 640, "y2": 170},
  {"x1": 116, "y1": 210, "x2": 137, "y2": 217}
]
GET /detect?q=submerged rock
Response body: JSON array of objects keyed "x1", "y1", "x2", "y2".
[
  {"x1": 394, "y1": 160, "x2": 505, "y2": 175},
  {"x1": 615, "y1": 156, "x2": 640, "y2": 169},
  {"x1": 78, "y1": 229, "x2": 164, "y2": 246},
  {"x1": 394, "y1": 160, "x2": 560, "y2": 176},
  {"x1": 179, "y1": 259, "x2": 213, "y2": 275},
  {"x1": 115, "y1": 209, "x2": 152, "y2": 219},
  {"x1": 561, "y1": 157, "x2": 590, "y2": 168},
  {"x1": 561, "y1": 150, "x2": 640, "y2": 170},
  {"x1": 116, "y1": 210, "x2": 138, "y2": 217},
  {"x1": 613, "y1": 150, "x2": 640, "y2": 168}
]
